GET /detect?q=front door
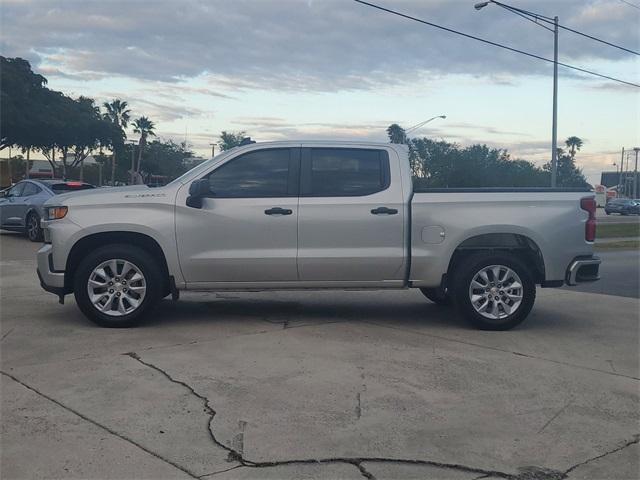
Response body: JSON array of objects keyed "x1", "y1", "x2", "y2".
[
  {"x1": 297, "y1": 147, "x2": 406, "y2": 283},
  {"x1": 0, "y1": 182, "x2": 26, "y2": 227},
  {"x1": 176, "y1": 147, "x2": 300, "y2": 284}
]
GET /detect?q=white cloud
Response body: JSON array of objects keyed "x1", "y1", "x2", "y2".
[{"x1": 2, "y1": 0, "x2": 638, "y2": 91}]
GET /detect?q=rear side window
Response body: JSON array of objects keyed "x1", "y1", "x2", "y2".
[
  {"x1": 22, "y1": 183, "x2": 41, "y2": 196},
  {"x1": 51, "y1": 183, "x2": 94, "y2": 194},
  {"x1": 302, "y1": 148, "x2": 390, "y2": 196},
  {"x1": 206, "y1": 148, "x2": 295, "y2": 198}
]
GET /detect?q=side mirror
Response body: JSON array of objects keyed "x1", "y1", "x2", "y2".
[{"x1": 186, "y1": 178, "x2": 210, "y2": 208}]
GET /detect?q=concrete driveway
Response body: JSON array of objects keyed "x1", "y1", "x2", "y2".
[{"x1": 1, "y1": 232, "x2": 638, "y2": 480}]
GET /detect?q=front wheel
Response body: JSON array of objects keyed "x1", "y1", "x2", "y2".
[
  {"x1": 73, "y1": 244, "x2": 163, "y2": 327},
  {"x1": 452, "y1": 253, "x2": 536, "y2": 331},
  {"x1": 26, "y1": 212, "x2": 43, "y2": 242}
]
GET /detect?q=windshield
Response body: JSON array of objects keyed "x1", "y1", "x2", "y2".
[{"x1": 166, "y1": 149, "x2": 236, "y2": 187}]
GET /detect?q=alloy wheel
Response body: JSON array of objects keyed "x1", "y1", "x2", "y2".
[
  {"x1": 468, "y1": 264, "x2": 523, "y2": 320},
  {"x1": 87, "y1": 259, "x2": 146, "y2": 316}
]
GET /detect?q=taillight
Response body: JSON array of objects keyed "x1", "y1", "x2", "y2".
[{"x1": 581, "y1": 197, "x2": 596, "y2": 242}]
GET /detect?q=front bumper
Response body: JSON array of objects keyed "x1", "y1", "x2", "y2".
[
  {"x1": 566, "y1": 256, "x2": 601, "y2": 286},
  {"x1": 37, "y1": 243, "x2": 66, "y2": 299}
]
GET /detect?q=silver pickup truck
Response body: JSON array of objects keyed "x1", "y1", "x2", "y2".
[{"x1": 37, "y1": 141, "x2": 600, "y2": 330}]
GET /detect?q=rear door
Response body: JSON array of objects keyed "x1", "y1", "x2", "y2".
[
  {"x1": 297, "y1": 147, "x2": 406, "y2": 283},
  {"x1": 176, "y1": 147, "x2": 300, "y2": 284}
]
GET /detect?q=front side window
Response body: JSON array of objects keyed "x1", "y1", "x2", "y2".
[
  {"x1": 6, "y1": 183, "x2": 25, "y2": 197},
  {"x1": 303, "y1": 148, "x2": 389, "y2": 196},
  {"x1": 22, "y1": 183, "x2": 41, "y2": 196},
  {"x1": 206, "y1": 148, "x2": 293, "y2": 198}
]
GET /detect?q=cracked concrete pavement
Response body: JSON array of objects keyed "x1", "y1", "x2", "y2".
[{"x1": 1, "y1": 231, "x2": 639, "y2": 479}]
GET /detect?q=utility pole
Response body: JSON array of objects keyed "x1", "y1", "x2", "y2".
[
  {"x1": 550, "y1": 15, "x2": 559, "y2": 188},
  {"x1": 619, "y1": 147, "x2": 625, "y2": 196},
  {"x1": 634, "y1": 147, "x2": 639, "y2": 199},
  {"x1": 475, "y1": 2, "x2": 560, "y2": 187}
]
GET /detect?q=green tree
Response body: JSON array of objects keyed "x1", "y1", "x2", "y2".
[
  {"x1": 0, "y1": 56, "x2": 48, "y2": 151},
  {"x1": 218, "y1": 131, "x2": 246, "y2": 151},
  {"x1": 565, "y1": 136, "x2": 583, "y2": 160},
  {"x1": 386, "y1": 124, "x2": 407, "y2": 144},
  {"x1": 140, "y1": 139, "x2": 193, "y2": 182},
  {"x1": 544, "y1": 148, "x2": 589, "y2": 188},
  {"x1": 132, "y1": 116, "x2": 156, "y2": 179},
  {"x1": 405, "y1": 136, "x2": 549, "y2": 188},
  {"x1": 102, "y1": 99, "x2": 131, "y2": 184}
]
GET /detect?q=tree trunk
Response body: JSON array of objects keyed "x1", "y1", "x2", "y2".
[
  {"x1": 136, "y1": 137, "x2": 145, "y2": 175},
  {"x1": 60, "y1": 147, "x2": 68, "y2": 179},
  {"x1": 79, "y1": 159, "x2": 84, "y2": 181},
  {"x1": 25, "y1": 148, "x2": 30, "y2": 179},
  {"x1": 110, "y1": 151, "x2": 117, "y2": 186}
]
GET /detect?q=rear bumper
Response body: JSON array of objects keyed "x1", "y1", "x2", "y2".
[
  {"x1": 37, "y1": 243, "x2": 66, "y2": 296},
  {"x1": 565, "y1": 256, "x2": 601, "y2": 286}
]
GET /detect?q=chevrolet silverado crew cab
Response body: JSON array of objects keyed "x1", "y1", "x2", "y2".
[{"x1": 37, "y1": 141, "x2": 601, "y2": 330}]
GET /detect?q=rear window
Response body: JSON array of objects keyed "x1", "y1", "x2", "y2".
[
  {"x1": 50, "y1": 183, "x2": 95, "y2": 194},
  {"x1": 302, "y1": 148, "x2": 390, "y2": 197}
]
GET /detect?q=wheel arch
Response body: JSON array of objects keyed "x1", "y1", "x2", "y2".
[
  {"x1": 445, "y1": 232, "x2": 546, "y2": 287},
  {"x1": 65, "y1": 231, "x2": 171, "y2": 295}
]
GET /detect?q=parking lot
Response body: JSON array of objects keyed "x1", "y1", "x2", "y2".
[{"x1": 1, "y1": 231, "x2": 638, "y2": 480}]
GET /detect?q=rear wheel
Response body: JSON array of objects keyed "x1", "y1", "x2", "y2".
[
  {"x1": 419, "y1": 287, "x2": 452, "y2": 306},
  {"x1": 73, "y1": 244, "x2": 163, "y2": 327},
  {"x1": 26, "y1": 212, "x2": 43, "y2": 242},
  {"x1": 452, "y1": 253, "x2": 536, "y2": 331}
]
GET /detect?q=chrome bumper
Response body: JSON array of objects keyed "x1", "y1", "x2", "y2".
[
  {"x1": 566, "y1": 256, "x2": 601, "y2": 286},
  {"x1": 37, "y1": 243, "x2": 65, "y2": 293}
]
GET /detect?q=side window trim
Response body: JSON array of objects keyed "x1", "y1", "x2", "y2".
[
  {"x1": 300, "y1": 147, "x2": 391, "y2": 197},
  {"x1": 202, "y1": 147, "x2": 300, "y2": 199}
]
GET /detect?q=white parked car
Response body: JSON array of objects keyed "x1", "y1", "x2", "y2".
[{"x1": 37, "y1": 141, "x2": 600, "y2": 330}]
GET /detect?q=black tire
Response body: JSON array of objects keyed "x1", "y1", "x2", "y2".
[
  {"x1": 451, "y1": 252, "x2": 536, "y2": 331},
  {"x1": 73, "y1": 244, "x2": 163, "y2": 327},
  {"x1": 419, "y1": 287, "x2": 452, "y2": 306},
  {"x1": 26, "y1": 212, "x2": 43, "y2": 242}
]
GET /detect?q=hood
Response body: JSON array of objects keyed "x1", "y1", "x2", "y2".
[{"x1": 45, "y1": 184, "x2": 175, "y2": 207}]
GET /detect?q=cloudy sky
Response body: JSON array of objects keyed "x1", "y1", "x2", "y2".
[{"x1": 2, "y1": 0, "x2": 639, "y2": 183}]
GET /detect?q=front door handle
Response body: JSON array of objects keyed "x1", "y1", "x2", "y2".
[
  {"x1": 265, "y1": 207, "x2": 293, "y2": 216},
  {"x1": 371, "y1": 207, "x2": 398, "y2": 215}
]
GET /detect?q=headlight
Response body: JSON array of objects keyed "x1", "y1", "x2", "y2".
[{"x1": 46, "y1": 206, "x2": 68, "y2": 220}]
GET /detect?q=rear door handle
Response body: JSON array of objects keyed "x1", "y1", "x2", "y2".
[
  {"x1": 264, "y1": 207, "x2": 293, "y2": 216},
  {"x1": 371, "y1": 207, "x2": 398, "y2": 215}
]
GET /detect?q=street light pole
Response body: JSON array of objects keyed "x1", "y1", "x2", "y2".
[
  {"x1": 405, "y1": 115, "x2": 447, "y2": 134},
  {"x1": 475, "y1": 0, "x2": 559, "y2": 187},
  {"x1": 633, "y1": 147, "x2": 639, "y2": 199},
  {"x1": 551, "y1": 15, "x2": 559, "y2": 188}
]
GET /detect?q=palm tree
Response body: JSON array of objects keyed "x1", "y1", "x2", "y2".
[
  {"x1": 102, "y1": 99, "x2": 131, "y2": 184},
  {"x1": 386, "y1": 124, "x2": 407, "y2": 144},
  {"x1": 565, "y1": 136, "x2": 583, "y2": 160},
  {"x1": 132, "y1": 116, "x2": 156, "y2": 177}
]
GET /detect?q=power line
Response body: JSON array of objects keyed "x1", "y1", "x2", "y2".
[
  {"x1": 491, "y1": 0, "x2": 639, "y2": 56},
  {"x1": 618, "y1": 0, "x2": 640, "y2": 11},
  {"x1": 557, "y1": 23, "x2": 639, "y2": 56},
  {"x1": 353, "y1": 0, "x2": 640, "y2": 88}
]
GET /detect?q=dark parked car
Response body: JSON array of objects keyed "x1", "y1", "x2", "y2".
[
  {"x1": 0, "y1": 179, "x2": 94, "y2": 241},
  {"x1": 604, "y1": 198, "x2": 640, "y2": 216}
]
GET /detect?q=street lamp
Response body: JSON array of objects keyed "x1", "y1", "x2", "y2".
[
  {"x1": 475, "y1": 0, "x2": 559, "y2": 188},
  {"x1": 405, "y1": 115, "x2": 447, "y2": 134},
  {"x1": 633, "y1": 147, "x2": 640, "y2": 199}
]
